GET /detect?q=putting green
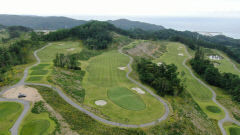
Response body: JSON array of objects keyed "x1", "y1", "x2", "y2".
[
  {"x1": 206, "y1": 106, "x2": 221, "y2": 113},
  {"x1": 20, "y1": 119, "x2": 50, "y2": 135},
  {"x1": 108, "y1": 87, "x2": 146, "y2": 111},
  {"x1": 229, "y1": 127, "x2": 240, "y2": 135},
  {"x1": 0, "y1": 102, "x2": 23, "y2": 135}
]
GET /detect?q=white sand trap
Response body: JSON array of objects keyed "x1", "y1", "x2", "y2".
[
  {"x1": 178, "y1": 53, "x2": 184, "y2": 56},
  {"x1": 67, "y1": 48, "x2": 75, "y2": 51},
  {"x1": 95, "y1": 100, "x2": 107, "y2": 106},
  {"x1": 131, "y1": 87, "x2": 145, "y2": 94},
  {"x1": 118, "y1": 67, "x2": 126, "y2": 70},
  {"x1": 2, "y1": 85, "x2": 43, "y2": 102},
  {"x1": 157, "y1": 62, "x2": 162, "y2": 66}
]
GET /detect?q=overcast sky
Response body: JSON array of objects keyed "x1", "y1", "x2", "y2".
[{"x1": 0, "y1": 0, "x2": 240, "y2": 17}]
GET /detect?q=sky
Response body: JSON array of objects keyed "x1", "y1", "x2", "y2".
[{"x1": 0, "y1": 0, "x2": 240, "y2": 18}]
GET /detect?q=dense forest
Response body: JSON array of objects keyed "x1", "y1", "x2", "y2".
[
  {"x1": 190, "y1": 48, "x2": 240, "y2": 102},
  {"x1": 43, "y1": 21, "x2": 118, "y2": 49},
  {"x1": 137, "y1": 58, "x2": 184, "y2": 96},
  {"x1": 0, "y1": 38, "x2": 44, "y2": 85}
]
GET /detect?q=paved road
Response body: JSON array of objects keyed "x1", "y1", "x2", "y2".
[
  {"x1": 182, "y1": 46, "x2": 240, "y2": 135},
  {"x1": 0, "y1": 44, "x2": 170, "y2": 135}
]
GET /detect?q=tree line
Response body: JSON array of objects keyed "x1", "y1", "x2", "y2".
[
  {"x1": 137, "y1": 58, "x2": 184, "y2": 96},
  {"x1": 53, "y1": 53, "x2": 80, "y2": 70},
  {"x1": 190, "y1": 48, "x2": 240, "y2": 102}
]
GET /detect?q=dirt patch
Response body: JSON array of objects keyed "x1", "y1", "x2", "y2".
[
  {"x1": 2, "y1": 85, "x2": 43, "y2": 102},
  {"x1": 67, "y1": 48, "x2": 75, "y2": 51},
  {"x1": 131, "y1": 87, "x2": 145, "y2": 94},
  {"x1": 95, "y1": 100, "x2": 107, "y2": 106},
  {"x1": 118, "y1": 67, "x2": 126, "y2": 70},
  {"x1": 126, "y1": 41, "x2": 164, "y2": 58}
]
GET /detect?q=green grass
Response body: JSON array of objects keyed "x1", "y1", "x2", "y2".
[
  {"x1": 30, "y1": 64, "x2": 50, "y2": 70},
  {"x1": 30, "y1": 70, "x2": 48, "y2": 75},
  {"x1": 19, "y1": 111, "x2": 56, "y2": 135},
  {"x1": 20, "y1": 119, "x2": 50, "y2": 135},
  {"x1": 27, "y1": 76, "x2": 43, "y2": 81},
  {"x1": 29, "y1": 85, "x2": 145, "y2": 135},
  {"x1": 0, "y1": 102, "x2": 23, "y2": 135},
  {"x1": 229, "y1": 127, "x2": 240, "y2": 135},
  {"x1": 26, "y1": 41, "x2": 82, "y2": 84},
  {"x1": 206, "y1": 106, "x2": 221, "y2": 113},
  {"x1": 82, "y1": 50, "x2": 165, "y2": 124},
  {"x1": 108, "y1": 87, "x2": 146, "y2": 111},
  {"x1": 151, "y1": 42, "x2": 225, "y2": 120}
]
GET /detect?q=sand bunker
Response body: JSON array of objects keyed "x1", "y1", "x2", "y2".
[
  {"x1": 67, "y1": 48, "x2": 75, "y2": 51},
  {"x1": 2, "y1": 85, "x2": 43, "y2": 102},
  {"x1": 209, "y1": 55, "x2": 222, "y2": 60},
  {"x1": 157, "y1": 62, "x2": 162, "y2": 66},
  {"x1": 178, "y1": 53, "x2": 184, "y2": 56},
  {"x1": 118, "y1": 67, "x2": 126, "y2": 70},
  {"x1": 95, "y1": 100, "x2": 107, "y2": 106},
  {"x1": 131, "y1": 87, "x2": 145, "y2": 94}
]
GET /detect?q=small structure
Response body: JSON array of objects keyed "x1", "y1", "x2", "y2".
[
  {"x1": 18, "y1": 93, "x2": 26, "y2": 98},
  {"x1": 209, "y1": 55, "x2": 222, "y2": 60}
]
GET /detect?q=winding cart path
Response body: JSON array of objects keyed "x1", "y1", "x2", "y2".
[
  {"x1": 182, "y1": 46, "x2": 240, "y2": 135},
  {"x1": 0, "y1": 44, "x2": 169, "y2": 135}
]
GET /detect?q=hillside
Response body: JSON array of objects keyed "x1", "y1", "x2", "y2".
[
  {"x1": 0, "y1": 15, "x2": 165, "y2": 31},
  {"x1": 0, "y1": 14, "x2": 87, "y2": 30},
  {"x1": 108, "y1": 19, "x2": 164, "y2": 31}
]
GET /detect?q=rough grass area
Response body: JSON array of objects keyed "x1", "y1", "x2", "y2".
[
  {"x1": 146, "y1": 90, "x2": 221, "y2": 135},
  {"x1": 0, "y1": 102, "x2": 23, "y2": 135},
  {"x1": 108, "y1": 87, "x2": 146, "y2": 111},
  {"x1": 82, "y1": 50, "x2": 165, "y2": 124},
  {"x1": 20, "y1": 119, "x2": 50, "y2": 135},
  {"x1": 229, "y1": 127, "x2": 240, "y2": 135},
  {"x1": 30, "y1": 70, "x2": 49, "y2": 75},
  {"x1": 48, "y1": 67, "x2": 85, "y2": 103},
  {"x1": 206, "y1": 106, "x2": 221, "y2": 113},
  {"x1": 30, "y1": 85, "x2": 145, "y2": 135},
  {"x1": 27, "y1": 76, "x2": 43, "y2": 81}
]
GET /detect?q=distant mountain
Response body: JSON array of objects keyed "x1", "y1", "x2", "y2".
[
  {"x1": 0, "y1": 14, "x2": 87, "y2": 30},
  {"x1": 0, "y1": 24, "x2": 6, "y2": 30},
  {"x1": 108, "y1": 19, "x2": 164, "y2": 31},
  {"x1": 0, "y1": 15, "x2": 165, "y2": 31}
]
